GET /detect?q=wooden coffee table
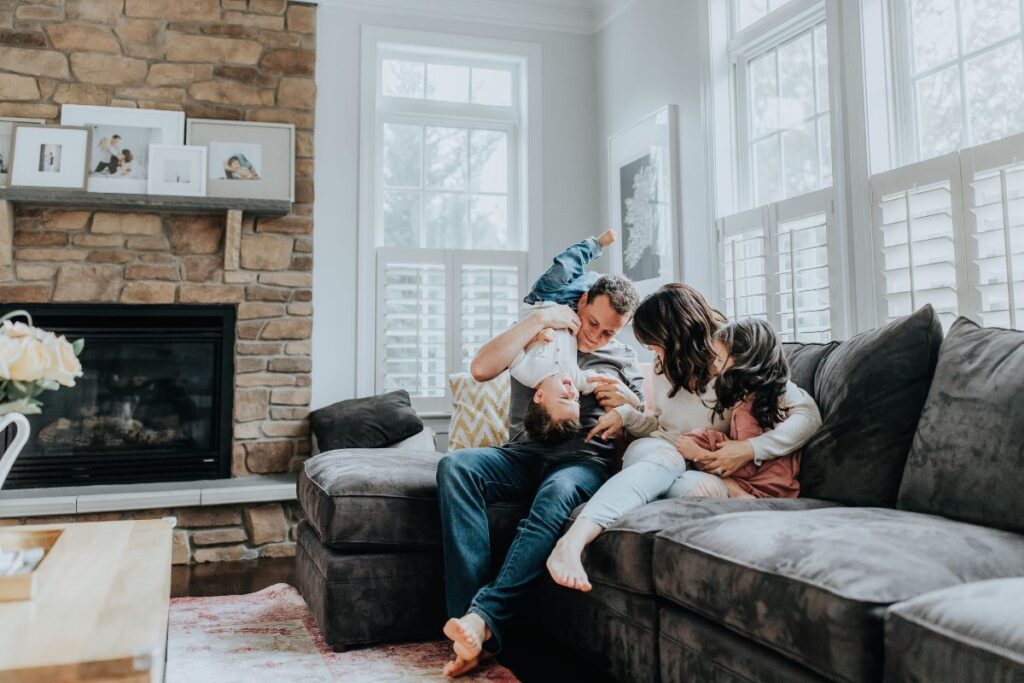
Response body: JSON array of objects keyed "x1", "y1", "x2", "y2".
[{"x1": 0, "y1": 519, "x2": 174, "y2": 682}]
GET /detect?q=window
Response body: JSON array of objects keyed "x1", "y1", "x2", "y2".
[
  {"x1": 891, "y1": 0, "x2": 1024, "y2": 162},
  {"x1": 360, "y1": 30, "x2": 536, "y2": 412}
]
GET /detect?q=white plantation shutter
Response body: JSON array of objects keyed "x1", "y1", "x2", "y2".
[
  {"x1": 456, "y1": 251, "x2": 526, "y2": 372},
  {"x1": 720, "y1": 207, "x2": 769, "y2": 320},
  {"x1": 774, "y1": 189, "x2": 835, "y2": 342},
  {"x1": 870, "y1": 152, "x2": 966, "y2": 330},
  {"x1": 960, "y1": 133, "x2": 1024, "y2": 329}
]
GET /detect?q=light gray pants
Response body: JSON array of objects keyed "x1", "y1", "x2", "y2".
[{"x1": 579, "y1": 437, "x2": 729, "y2": 528}]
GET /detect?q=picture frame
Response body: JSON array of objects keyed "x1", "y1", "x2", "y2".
[
  {"x1": 607, "y1": 105, "x2": 681, "y2": 298},
  {"x1": 186, "y1": 119, "x2": 295, "y2": 202},
  {"x1": 8, "y1": 125, "x2": 90, "y2": 190},
  {"x1": 147, "y1": 144, "x2": 207, "y2": 197},
  {"x1": 0, "y1": 117, "x2": 46, "y2": 188},
  {"x1": 60, "y1": 104, "x2": 184, "y2": 195}
]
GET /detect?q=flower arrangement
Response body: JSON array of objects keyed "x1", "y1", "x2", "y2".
[{"x1": 0, "y1": 310, "x2": 84, "y2": 416}]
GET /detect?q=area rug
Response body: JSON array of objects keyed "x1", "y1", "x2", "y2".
[{"x1": 167, "y1": 583, "x2": 519, "y2": 682}]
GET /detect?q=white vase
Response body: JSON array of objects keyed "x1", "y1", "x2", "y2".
[{"x1": 0, "y1": 412, "x2": 30, "y2": 492}]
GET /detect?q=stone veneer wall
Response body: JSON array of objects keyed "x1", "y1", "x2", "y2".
[{"x1": 0, "y1": 0, "x2": 316, "y2": 562}]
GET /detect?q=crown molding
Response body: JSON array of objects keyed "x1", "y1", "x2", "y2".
[{"x1": 310, "y1": 0, "x2": 637, "y2": 34}]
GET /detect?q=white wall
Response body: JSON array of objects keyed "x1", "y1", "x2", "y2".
[
  {"x1": 312, "y1": 5, "x2": 600, "y2": 409},
  {"x1": 594, "y1": 0, "x2": 713, "y2": 297}
]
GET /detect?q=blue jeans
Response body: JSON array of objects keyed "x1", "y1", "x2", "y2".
[
  {"x1": 436, "y1": 443, "x2": 609, "y2": 653},
  {"x1": 523, "y1": 236, "x2": 603, "y2": 307}
]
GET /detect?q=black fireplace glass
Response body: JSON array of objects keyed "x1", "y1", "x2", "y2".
[{"x1": 2, "y1": 304, "x2": 234, "y2": 489}]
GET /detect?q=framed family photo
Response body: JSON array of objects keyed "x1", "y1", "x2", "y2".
[
  {"x1": 60, "y1": 105, "x2": 184, "y2": 194},
  {"x1": 186, "y1": 119, "x2": 294, "y2": 202},
  {"x1": 147, "y1": 145, "x2": 207, "y2": 197},
  {"x1": 607, "y1": 105, "x2": 681, "y2": 298},
  {"x1": 8, "y1": 125, "x2": 90, "y2": 190},
  {"x1": 0, "y1": 117, "x2": 45, "y2": 188}
]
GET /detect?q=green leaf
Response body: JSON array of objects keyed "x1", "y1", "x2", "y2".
[
  {"x1": 37, "y1": 379, "x2": 60, "y2": 392},
  {"x1": 72, "y1": 338, "x2": 85, "y2": 355}
]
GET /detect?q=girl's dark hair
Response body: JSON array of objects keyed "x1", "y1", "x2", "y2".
[
  {"x1": 122, "y1": 149, "x2": 133, "y2": 162},
  {"x1": 632, "y1": 283, "x2": 726, "y2": 397},
  {"x1": 712, "y1": 318, "x2": 790, "y2": 430}
]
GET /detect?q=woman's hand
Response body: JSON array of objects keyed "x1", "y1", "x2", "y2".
[
  {"x1": 587, "y1": 375, "x2": 641, "y2": 411},
  {"x1": 585, "y1": 410, "x2": 624, "y2": 443},
  {"x1": 689, "y1": 438, "x2": 755, "y2": 478},
  {"x1": 674, "y1": 435, "x2": 707, "y2": 460}
]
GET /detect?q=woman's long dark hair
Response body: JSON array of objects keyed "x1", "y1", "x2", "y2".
[
  {"x1": 712, "y1": 318, "x2": 790, "y2": 430},
  {"x1": 632, "y1": 284, "x2": 725, "y2": 397}
]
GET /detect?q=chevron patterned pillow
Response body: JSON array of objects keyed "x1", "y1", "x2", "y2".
[{"x1": 447, "y1": 371, "x2": 510, "y2": 451}]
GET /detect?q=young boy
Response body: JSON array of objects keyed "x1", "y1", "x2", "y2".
[{"x1": 511, "y1": 229, "x2": 617, "y2": 443}]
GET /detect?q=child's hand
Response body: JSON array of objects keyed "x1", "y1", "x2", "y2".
[
  {"x1": 675, "y1": 436, "x2": 705, "y2": 459},
  {"x1": 585, "y1": 410, "x2": 623, "y2": 443},
  {"x1": 597, "y1": 229, "x2": 617, "y2": 248},
  {"x1": 529, "y1": 329, "x2": 555, "y2": 345}
]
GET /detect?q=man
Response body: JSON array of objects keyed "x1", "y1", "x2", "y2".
[{"x1": 436, "y1": 274, "x2": 644, "y2": 676}]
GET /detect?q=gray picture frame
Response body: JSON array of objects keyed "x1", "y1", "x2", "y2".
[
  {"x1": 8, "y1": 125, "x2": 91, "y2": 191},
  {"x1": 186, "y1": 119, "x2": 295, "y2": 203},
  {"x1": 0, "y1": 117, "x2": 46, "y2": 188}
]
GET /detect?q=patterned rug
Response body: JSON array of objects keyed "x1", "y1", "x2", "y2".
[{"x1": 167, "y1": 583, "x2": 520, "y2": 682}]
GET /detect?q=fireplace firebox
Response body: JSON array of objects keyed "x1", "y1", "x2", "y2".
[{"x1": 2, "y1": 304, "x2": 235, "y2": 489}]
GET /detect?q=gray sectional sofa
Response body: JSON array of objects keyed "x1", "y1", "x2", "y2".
[{"x1": 295, "y1": 305, "x2": 1024, "y2": 682}]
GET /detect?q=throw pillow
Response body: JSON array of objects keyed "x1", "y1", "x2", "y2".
[
  {"x1": 898, "y1": 318, "x2": 1024, "y2": 533},
  {"x1": 309, "y1": 389, "x2": 423, "y2": 451},
  {"x1": 448, "y1": 372, "x2": 510, "y2": 451},
  {"x1": 799, "y1": 305, "x2": 943, "y2": 506}
]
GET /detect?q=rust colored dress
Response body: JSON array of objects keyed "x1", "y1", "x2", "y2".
[{"x1": 684, "y1": 398, "x2": 801, "y2": 499}]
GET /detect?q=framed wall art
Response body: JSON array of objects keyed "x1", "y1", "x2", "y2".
[
  {"x1": 8, "y1": 125, "x2": 90, "y2": 190},
  {"x1": 0, "y1": 117, "x2": 46, "y2": 188},
  {"x1": 147, "y1": 144, "x2": 207, "y2": 197},
  {"x1": 186, "y1": 119, "x2": 294, "y2": 202}
]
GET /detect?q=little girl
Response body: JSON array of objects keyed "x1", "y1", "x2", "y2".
[
  {"x1": 546, "y1": 284, "x2": 820, "y2": 592},
  {"x1": 672, "y1": 317, "x2": 801, "y2": 499}
]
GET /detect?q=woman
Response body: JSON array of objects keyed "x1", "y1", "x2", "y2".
[{"x1": 546, "y1": 283, "x2": 821, "y2": 592}]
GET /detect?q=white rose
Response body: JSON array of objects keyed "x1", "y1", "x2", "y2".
[
  {"x1": 7, "y1": 336, "x2": 48, "y2": 382},
  {"x1": 1, "y1": 320, "x2": 33, "y2": 339},
  {"x1": 42, "y1": 335, "x2": 83, "y2": 387},
  {"x1": 0, "y1": 334, "x2": 21, "y2": 380}
]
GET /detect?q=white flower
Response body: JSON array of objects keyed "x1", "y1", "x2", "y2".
[
  {"x1": 0, "y1": 334, "x2": 20, "y2": 380},
  {"x1": 1, "y1": 320, "x2": 33, "y2": 339},
  {"x1": 5, "y1": 335, "x2": 48, "y2": 382},
  {"x1": 41, "y1": 334, "x2": 83, "y2": 387}
]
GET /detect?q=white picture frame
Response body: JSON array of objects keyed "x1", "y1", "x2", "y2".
[
  {"x1": 147, "y1": 144, "x2": 207, "y2": 197},
  {"x1": 60, "y1": 104, "x2": 184, "y2": 194},
  {"x1": 0, "y1": 117, "x2": 46, "y2": 188},
  {"x1": 607, "y1": 105, "x2": 681, "y2": 298},
  {"x1": 8, "y1": 125, "x2": 90, "y2": 190},
  {"x1": 186, "y1": 119, "x2": 295, "y2": 202}
]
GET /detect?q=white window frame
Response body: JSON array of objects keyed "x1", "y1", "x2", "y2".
[
  {"x1": 356, "y1": 26, "x2": 542, "y2": 403},
  {"x1": 887, "y1": 0, "x2": 1024, "y2": 166}
]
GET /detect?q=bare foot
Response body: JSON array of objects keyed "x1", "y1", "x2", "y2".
[
  {"x1": 546, "y1": 538, "x2": 592, "y2": 592},
  {"x1": 443, "y1": 655, "x2": 479, "y2": 677},
  {"x1": 444, "y1": 613, "x2": 490, "y2": 664},
  {"x1": 597, "y1": 229, "x2": 616, "y2": 248}
]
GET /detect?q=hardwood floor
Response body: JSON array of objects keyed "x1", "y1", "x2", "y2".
[{"x1": 170, "y1": 558, "x2": 616, "y2": 683}]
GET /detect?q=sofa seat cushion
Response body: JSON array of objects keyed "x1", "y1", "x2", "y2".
[
  {"x1": 575, "y1": 497, "x2": 836, "y2": 595},
  {"x1": 885, "y1": 578, "x2": 1024, "y2": 683},
  {"x1": 653, "y1": 507, "x2": 1024, "y2": 683},
  {"x1": 299, "y1": 448, "x2": 527, "y2": 549}
]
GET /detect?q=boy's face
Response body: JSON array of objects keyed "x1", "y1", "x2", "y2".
[
  {"x1": 229, "y1": 159, "x2": 241, "y2": 171},
  {"x1": 533, "y1": 374, "x2": 581, "y2": 424}
]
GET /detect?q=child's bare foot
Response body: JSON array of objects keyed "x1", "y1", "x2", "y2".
[
  {"x1": 546, "y1": 538, "x2": 592, "y2": 592},
  {"x1": 443, "y1": 655, "x2": 479, "y2": 677},
  {"x1": 444, "y1": 613, "x2": 490, "y2": 664},
  {"x1": 597, "y1": 229, "x2": 617, "y2": 248}
]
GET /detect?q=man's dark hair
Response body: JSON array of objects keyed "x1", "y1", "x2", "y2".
[
  {"x1": 586, "y1": 275, "x2": 640, "y2": 316},
  {"x1": 112, "y1": 135, "x2": 121, "y2": 140},
  {"x1": 228, "y1": 156, "x2": 240, "y2": 165},
  {"x1": 524, "y1": 401, "x2": 581, "y2": 444}
]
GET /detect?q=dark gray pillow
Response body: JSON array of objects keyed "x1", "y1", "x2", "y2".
[
  {"x1": 898, "y1": 318, "x2": 1024, "y2": 532},
  {"x1": 800, "y1": 305, "x2": 943, "y2": 506},
  {"x1": 310, "y1": 390, "x2": 424, "y2": 450},
  {"x1": 782, "y1": 341, "x2": 840, "y2": 399}
]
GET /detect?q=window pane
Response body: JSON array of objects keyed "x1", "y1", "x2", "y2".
[
  {"x1": 778, "y1": 32, "x2": 815, "y2": 127},
  {"x1": 754, "y1": 135, "x2": 782, "y2": 205},
  {"x1": 782, "y1": 120, "x2": 819, "y2": 197},
  {"x1": 470, "y1": 129, "x2": 508, "y2": 193},
  {"x1": 381, "y1": 262, "x2": 446, "y2": 398},
  {"x1": 426, "y1": 63, "x2": 469, "y2": 102},
  {"x1": 749, "y1": 51, "x2": 778, "y2": 137},
  {"x1": 916, "y1": 66, "x2": 963, "y2": 159},
  {"x1": 382, "y1": 123, "x2": 422, "y2": 188},
  {"x1": 382, "y1": 59, "x2": 424, "y2": 98},
  {"x1": 814, "y1": 23, "x2": 829, "y2": 113},
  {"x1": 471, "y1": 68, "x2": 512, "y2": 106},
  {"x1": 470, "y1": 195, "x2": 509, "y2": 249},
  {"x1": 818, "y1": 116, "x2": 832, "y2": 186},
  {"x1": 735, "y1": 0, "x2": 767, "y2": 30},
  {"x1": 962, "y1": 0, "x2": 1021, "y2": 53},
  {"x1": 382, "y1": 190, "x2": 420, "y2": 247},
  {"x1": 965, "y1": 42, "x2": 1024, "y2": 146},
  {"x1": 425, "y1": 192, "x2": 467, "y2": 248},
  {"x1": 909, "y1": 0, "x2": 958, "y2": 73},
  {"x1": 425, "y1": 127, "x2": 468, "y2": 190}
]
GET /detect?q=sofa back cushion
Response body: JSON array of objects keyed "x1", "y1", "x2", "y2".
[
  {"x1": 782, "y1": 341, "x2": 840, "y2": 398},
  {"x1": 309, "y1": 389, "x2": 424, "y2": 450},
  {"x1": 898, "y1": 318, "x2": 1024, "y2": 532},
  {"x1": 799, "y1": 305, "x2": 943, "y2": 506}
]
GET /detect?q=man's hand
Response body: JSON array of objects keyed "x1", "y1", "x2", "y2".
[
  {"x1": 534, "y1": 304, "x2": 580, "y2": 335},
  {"x1": 587, "y1": 375, "x2": 642, "y2": 411},
  {"x1": 689, "y1": 438, "x2": 755, "y2": 478},
  {"x1": 585, "y1": 410, "x2": 624, "y2": 443}
]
